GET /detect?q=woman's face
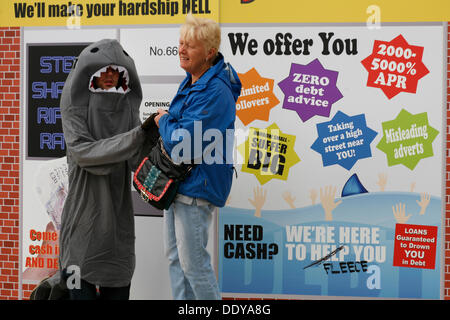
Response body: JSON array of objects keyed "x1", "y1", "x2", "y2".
[{"x1": 178, "y1": 36, "x2": 210, "y2": 78}]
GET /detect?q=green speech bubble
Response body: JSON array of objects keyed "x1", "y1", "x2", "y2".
[{"x1": 377, "y1": 109, "x2": 439, "y2": 170}]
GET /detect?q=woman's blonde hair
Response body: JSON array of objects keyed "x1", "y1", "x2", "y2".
[{"x1": 180, "y1": 13, "x2": 221, "y2": 56}]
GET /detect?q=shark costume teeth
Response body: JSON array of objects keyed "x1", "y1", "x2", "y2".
[{"x1": 88, "y1": 64, "x2": 130, "y2": 94}]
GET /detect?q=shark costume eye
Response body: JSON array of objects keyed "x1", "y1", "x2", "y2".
[
  {"x1": 90, "y1": 47, "x2": 99, "y2": 53},
  {"x1": 123, "y1": 50, "x2": 129, "y2": 57}
]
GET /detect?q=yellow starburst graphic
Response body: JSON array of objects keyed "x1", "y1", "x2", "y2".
[{"x1": 238, "y1": 123, "x2": 300, "y2": 185}]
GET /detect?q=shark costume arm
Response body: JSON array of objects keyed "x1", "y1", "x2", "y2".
[{"x1": 62, "y1": 106, "x2": 144, "y2": 175}]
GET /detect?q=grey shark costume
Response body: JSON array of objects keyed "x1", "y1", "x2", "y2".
[{"x1": 59, "y1": 39, "x2": 148, "y2": 288}]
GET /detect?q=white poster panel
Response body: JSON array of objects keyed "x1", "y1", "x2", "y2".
[
  {"x1": 120, "y1": 28, "x2": 184, "y2": 77},
  {"x1": 140, "y1": 83, "x2": 179, "y2": 122}
]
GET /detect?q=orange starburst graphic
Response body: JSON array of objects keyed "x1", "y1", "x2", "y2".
[{"x1": 236, "y1": 68, "x2": 279, "y2": 126}]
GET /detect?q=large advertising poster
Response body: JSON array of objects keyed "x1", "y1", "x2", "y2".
[
  {"x1": 218, "y1": 24, "x2": 445, "y2": 299},
  {"x1": 15, "y1": 0, "x2": 446, "y2": 299}
]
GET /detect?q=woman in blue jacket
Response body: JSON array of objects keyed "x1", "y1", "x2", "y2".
[{"x1": 154, "y1": 14, "x2": 241, "y2": 300}]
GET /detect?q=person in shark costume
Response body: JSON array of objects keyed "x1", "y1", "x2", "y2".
[{"x1": 58, "y1": 39, "x2": 156, "y2": 300}]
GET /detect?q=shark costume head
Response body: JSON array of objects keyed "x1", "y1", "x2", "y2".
[{"x1": 62, "y1": 38, "x2": 142, "y2": 140}]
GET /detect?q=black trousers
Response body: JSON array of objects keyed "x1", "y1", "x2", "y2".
[
  {"x1": 68, "y1": 279, "x2": 131, "y2": 300},
  {"x1": 62, "y1": 268, "x2": 130, "y2": 300}
]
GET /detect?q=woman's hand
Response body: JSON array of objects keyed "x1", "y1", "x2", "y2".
[{"x1": 154, "y1": 108, "x2": 169, "y2": 128}]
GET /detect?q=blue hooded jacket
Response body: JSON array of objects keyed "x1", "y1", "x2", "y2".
[{"x1": 158, "y1": 53, "x2": 241, "y2": 207}]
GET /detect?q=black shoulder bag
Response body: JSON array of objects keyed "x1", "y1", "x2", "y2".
[{"x1": 133, "y1": 137, "x2": 193, "y2": 210}]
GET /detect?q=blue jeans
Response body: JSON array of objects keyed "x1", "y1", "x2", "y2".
[{"x1": 163, "y1": 198, "x2": 220, "y2": 300}]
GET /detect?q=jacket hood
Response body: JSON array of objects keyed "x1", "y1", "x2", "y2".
[
  {"x1": 189, "y1": 52, "x2": 242, "y2": 102},
  {"x1": 220, "y1": 59, "x2": 242, "y2": 102},
  {"x1": 60, "y1": 39, "x2": 142, "y2": 141}
]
